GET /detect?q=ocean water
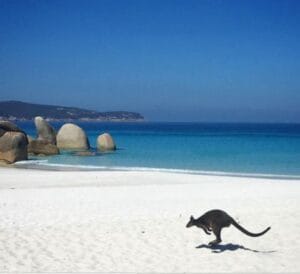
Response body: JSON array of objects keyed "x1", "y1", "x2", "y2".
[{"x1": 15, "y1": 121, "x2": 300, "y2": 177}]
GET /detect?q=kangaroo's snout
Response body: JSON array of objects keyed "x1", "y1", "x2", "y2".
[{"x1": 186, "y1": 215, "x2": 194, "y2": 228}]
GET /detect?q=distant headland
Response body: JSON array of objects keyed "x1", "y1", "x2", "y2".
[{"x1": 0, "y1": 101, "x2": 144, "y2": 122}]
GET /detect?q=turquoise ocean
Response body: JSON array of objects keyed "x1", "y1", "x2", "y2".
[{"x1": 15, "y1": 122, "x2": 300, "y2": 178}]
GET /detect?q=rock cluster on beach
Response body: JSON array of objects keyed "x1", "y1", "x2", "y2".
[
  {"x1": 27, "y1": 117, "x2": 59, "y2": 156},
  {"x1": 0, "y1": 117, "x2": 117, "y2": 163}
]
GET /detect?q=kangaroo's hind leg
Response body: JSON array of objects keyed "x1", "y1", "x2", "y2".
[{"x1": 209, "y1": 226, "x2": 222, "y2": 246}]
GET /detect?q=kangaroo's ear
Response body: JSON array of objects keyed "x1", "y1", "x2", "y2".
[{"x1": 190, "y1": 215, "x2": 194, "y2": 220}]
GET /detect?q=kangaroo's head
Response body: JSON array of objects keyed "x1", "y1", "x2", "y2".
[{"x1": 186, "y1": 215, "x2": 195, "y2": 228}]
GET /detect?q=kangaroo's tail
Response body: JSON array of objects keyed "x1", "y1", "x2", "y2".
[{"x1": 231, "y1": 218, "x2": 271, "y2": 237}]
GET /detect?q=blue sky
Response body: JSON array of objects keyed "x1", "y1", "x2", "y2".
[{"x1": 0, "y1": 0, "x2": 300, "y2": 122}]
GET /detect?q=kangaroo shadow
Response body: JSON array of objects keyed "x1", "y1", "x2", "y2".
[{"x1": 196, "y1": 243, "x2": 276, "y2": 254}]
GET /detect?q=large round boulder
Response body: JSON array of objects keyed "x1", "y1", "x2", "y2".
[
  {"x1": 97, "y1": 133, "x2": 116, "y2": 151},
  {"x1": 34, "y1": 116, "x2": 56, "y2": 144},
  {"x1": 0, "y1": 121, "x2": 28, "y2": 163},
  {"x1": 56, "y1": 123, "x2": 90, "y2": 150},
  {"x1": 0, "y1": 132, "x2": 28, "y2": 163}
]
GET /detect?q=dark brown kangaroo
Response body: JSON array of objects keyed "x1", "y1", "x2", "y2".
[{"x1": 186, "y1": 209, "x2": 271, "y2": 245}]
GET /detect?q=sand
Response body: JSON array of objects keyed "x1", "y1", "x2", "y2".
[{"x1": 0, "y1": 167, "x2": 300, "y2": 272}]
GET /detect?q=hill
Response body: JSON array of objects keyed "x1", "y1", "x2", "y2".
[{"x1": 0, "y1": 101, "x2": 144, "y2": 121}]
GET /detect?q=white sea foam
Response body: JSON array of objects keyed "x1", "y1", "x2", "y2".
[
  {"x1": 13, "y1": 160, "x2": 300, "y2": 179},
  {"x1": 14, "y1": 159, "x2": 49, "y2": 165}
]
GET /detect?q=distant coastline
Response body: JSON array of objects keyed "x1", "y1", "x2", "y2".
[
  {"x1": 3, "y1": 117, "x2": 145, "y2": 122},
  {"x1": 0, "y1": 100, "x2": 144, "y2": 122}
]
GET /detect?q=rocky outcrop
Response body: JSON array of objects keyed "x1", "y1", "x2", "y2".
[
  {"x1": 34, "y1": 116, "x2": 56, "y2": 144},
  {"x1": 97, "y1": 133, "x2": 116, "y2": 151},
  {"x1": 56, "y1": 123, "x2": 90, "y2": 150},
  {"x1": 27, "y1": 139, "x2": 59, "y2": 155},
  {"x1": 0, "y1": 131, "x2": 28, "y2": 163},
  {"x1": 28, "y1": 117, "x2": 60, "y2": 155}
]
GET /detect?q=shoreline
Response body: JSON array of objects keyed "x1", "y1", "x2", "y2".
[{"x1": 9, "y1": 160, "x2": 300, "y2": 180}]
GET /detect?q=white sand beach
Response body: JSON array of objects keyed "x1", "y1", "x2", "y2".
[{"x1": 0, "y1": 167, "x2": 300, "y2": 273}]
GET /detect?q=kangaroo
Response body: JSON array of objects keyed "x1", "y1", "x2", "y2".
[{"x1": 186, "y1": 209, "x2": 271, "y2": 246}]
